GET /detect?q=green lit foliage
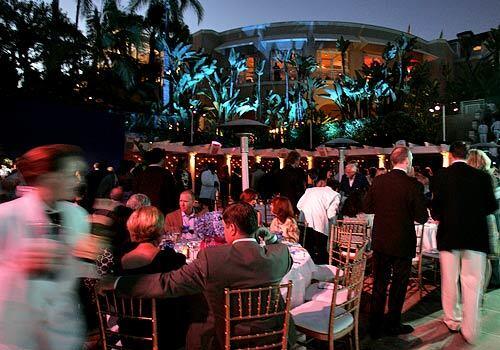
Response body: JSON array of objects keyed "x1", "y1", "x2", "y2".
[{"x1": 201, "y1": 48, "x2": 255, "y2": 124}]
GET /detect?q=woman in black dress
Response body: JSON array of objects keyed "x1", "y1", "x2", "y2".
[{"x1": 118, "y1": 206, "x2": 188, "y2": 349}]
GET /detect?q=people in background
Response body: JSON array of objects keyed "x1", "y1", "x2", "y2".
[
  {"x1": 218, "y1": 165, "x2": 230, "y2": 208},
  {"x1": 165, "y1": 190, "x2": 207, "y2": 237},
  {"x1": 278, "y1": 151, "x2": 306, "y2": 212},
  {"x1": 240, "y1": 188, "x2": 262, "y2": 226},
  {"x1": 199, "y1": 163, "x2": 219, "y2": 211},
  {"x1": 297, "y1": 174, "x2": 341, "y2": 264},
  {"x1": 339, "y1": 162, "x2": 369, "y2": 197},
  {"x1": 133, "y1": 148, "x2": 178, "y2": 214},
  {"x1": 270, "y1": 196, "x2": 299, "y2": 243},
  {"x1": 466, "y1": 149, "x2": 500, "y2": 288},
  {"x1": 126, "y1": 193, "x2": 151, "y2": 210}
]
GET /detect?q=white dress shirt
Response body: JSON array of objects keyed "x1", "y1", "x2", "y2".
[{"x1": 297, "y1": 186, "x2": 341, "y2": 236}]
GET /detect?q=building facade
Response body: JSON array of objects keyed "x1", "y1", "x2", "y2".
[{"x1": 192, "y1": 21, "x2": 456, "y2": 116}]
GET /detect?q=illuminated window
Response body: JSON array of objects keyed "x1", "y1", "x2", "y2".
[
  {"x1": 363, "y1": 54, "x2": 382, "y2": 66},
  {"x1": 316, "y1": 49, "x2": 345, "y2": 80},
  {"x1": 270, "y1": 50, "x2": 303, "y2": 82},
  {"x1": 239, "y1": 56, "x2": 256, "y2": 83},
  {"x1": 472, "y1": 45, "x2": 482, "y2": 52}
]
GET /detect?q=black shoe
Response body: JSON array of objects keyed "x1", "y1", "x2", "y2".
[{"x1": 385, "y1": 324, "x2": 414, "y2": 336}]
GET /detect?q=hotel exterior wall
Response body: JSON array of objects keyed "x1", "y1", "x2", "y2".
[{"x1": 192, "y1": 21, "x2": 456, "y2": 111}]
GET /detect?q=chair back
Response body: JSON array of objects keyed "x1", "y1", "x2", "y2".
[
  {"x1": 329, "y1": 221, "x2": 369, "y2": 268},
  {"x1": 327, "y1": 257, "x2": 367, "y2": 346},
  {"x1": 224, "y1": 282, "x2": 293, "y2": 350},
  {"x1": 95, "y1": 290, "x2": 158, "y2": 350}
]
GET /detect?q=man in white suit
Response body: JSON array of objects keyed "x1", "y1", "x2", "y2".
[{"x1": 0, "y1": 144, "x2": 89, "y2": 350}]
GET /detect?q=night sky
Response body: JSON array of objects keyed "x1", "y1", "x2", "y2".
[{"x1": 59, "y1": 0, "x2": 499, "y2": 41}]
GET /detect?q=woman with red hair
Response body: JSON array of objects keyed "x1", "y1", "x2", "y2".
[{"x1": 270, "y1": 196, "x2": 299, "y2": 243}]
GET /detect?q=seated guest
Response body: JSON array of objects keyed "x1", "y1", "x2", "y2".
[
  {"x1": 165, "y1": 190, "x2": 207, "y2": 237},
  {"x1": 119, "y1": 206, "x2": 187, "y2": 350},
  {"x1": 240, "y1": 188, "x2": 262, "y2": 225},
  {"x1": 270, "y1": 196, "x2": 299, "y2": 243},
  {"x1": 99, "y1": 202, "x2": 295, "y2": 350},
  {"x1": 126, "y1": 193, "x2": 151, "y2": 210}
]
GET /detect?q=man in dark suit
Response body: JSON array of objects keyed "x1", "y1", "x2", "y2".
[
  {"x1": 339, "y1": 162, "x2": 369, "y2": 197},
  {"x1": 278, "y1": 151, "x2": 306, "y2": 212},
  {"x1": 133, "y1": 148, "x2": 178, "y2": 214},
  {"x1": 98, "y1": 202, "x2": 294, "y2": 350},
  {"x1": 364, "y1": 146, "x2": 428, "y2": 338},
  {"x1": 432, "y1": 142, "x2": 497, "y2": 344}
]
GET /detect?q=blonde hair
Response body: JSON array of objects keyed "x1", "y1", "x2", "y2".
[
  {"x1": 467, "y1": 149, "x2": 492, "y2": 172},
  {"x1": 127, "y1": 206, "x2": 164, "y2": 243}
]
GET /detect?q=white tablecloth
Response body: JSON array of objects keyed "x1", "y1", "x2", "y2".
[
  {"x1": 281, "y1": 242, "x2": 317, "y2": 308},
  {"x1": 416, "y1": 223, "x2": 438, "y2": 253}
]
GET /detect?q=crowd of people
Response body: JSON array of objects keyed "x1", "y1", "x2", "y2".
[{"x1": 0, "y1": 142, "x2": 498, "y2": 349}]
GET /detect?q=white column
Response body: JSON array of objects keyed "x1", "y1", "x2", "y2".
[
  {"x1": 441, "y1": 151, "x2": 450, "y2": 168},
  {"x1": 307, "y1": 156, "x2": 314, "y2": 170},
  {"x1": 377, "y1": 154, "x2": 386, "y2": 168},
  {"x1": 442, "y1": 105, "x2": 447, "y2": 142},
  {"x1": 240, "y1": 135, "x2": 250, "y2": 190},
  {"x1": 338, "y1": 148, "x2": 346, "y2": 180},
  {"x1": 225, "y1": 154, "x2": 232, "y2": 175},
  {"x1": 189, "y1": 152, "x2": 196, "y2": 192},
  {"x1": 279, "y1": 158, "x2": 285, "y2": 169}
]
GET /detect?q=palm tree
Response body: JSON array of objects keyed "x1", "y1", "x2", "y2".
[
  {"x1": 75, "y1": 0, "x2": 94, "y2": 28},
  {"x1": 128, "y1": 0, "x2": 204, "y2": 106},
  {"x1": 335, "y1": 35, "x2": 351, "y2": 76}
]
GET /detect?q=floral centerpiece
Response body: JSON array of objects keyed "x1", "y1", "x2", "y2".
[{"x1": 195, "y1": 211, "x2": 226, "y2": 248}]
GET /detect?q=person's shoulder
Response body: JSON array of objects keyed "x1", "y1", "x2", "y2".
[
  {"x1": 166, "y1": 208, "x2": 181, "y2": 217},
  {"x1": 0, "y1": 196, "x2": 24, "y2": 217},
  {"x1": 59, "y1": 200, "x2": 89, "y2": 218}
]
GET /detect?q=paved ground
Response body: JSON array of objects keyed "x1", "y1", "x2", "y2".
[{"x1": 340, "y1": 282, "x2": 500, "y2": 350}]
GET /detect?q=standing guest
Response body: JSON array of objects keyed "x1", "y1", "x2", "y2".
[
  {"x1": 260, "y1": 159, "x2": 281, "y2": 200},
  {"x1": 432, "y1": 142, "x2": 497, "y2": 344},
  {"x1": 250, "y1": 163, "x2": 265, "y2": 193},
  {"x1": 165, "y1": 190, "x2": 207, "y2": 236},
  {"x1": 376, "y1": 167, "x2": 387, "y2": 177},
  {"x1": 0, "y1": 144, "x2": 89, "y2": 349},
  {"x1": 230, "y1": 167, "x2": 242, "y2": 202},
  {"x1": 467, "y1": 149, "x2": 500, "y2": 287},
  {"x1": 278, "y1": 151, "x2": 306, "y2": 212},
  {"x1": 491, "y1": 118, "x2": 500, "y2": 141},
  {"x1": 478, "y1": 120, "x2": 489, "y2": 143},
  {"x1": 199, "y1": 163, "x2": 219, "y2": 211},
  {"x1": 174, "y1": 159, "x2": 193, "y2": 194},
  {"x1": 218, "y1": 165, "x2": 230, "y2": 208},
  {"x1": 364, "y1": 146, "x2": 428, "y2": 339},
  {"x1": 240, "y1": 188, "x2": 262, "y2": 226},
  {"x1": 84, "y1": 161, "x2": 107, "y2": 210},
  {"x1": 126, "y1": 193, "x2": 151, "y2": 210},
  {"x1": 270, "y1": 196, "x2": 299, "y2": 243},
  {"x1": 297, "y1": 175, "x2": 341, "y2": 264},
  {"x1": 339, "y1": 162, "x2": 369, "y2": 197},
  {"x1": 133, "y1": 148, "x2": 178, "y2": 214},
  {"x1": 98, "y1": 202, "x2": 294, "y2": 350}
]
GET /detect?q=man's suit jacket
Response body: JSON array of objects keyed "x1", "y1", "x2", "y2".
[
  {"x1": 364, "y1": 169, "x2": 428, "y2": 258},
  {"x1": 432, "y1": 162, "x2": 497, "y2": 254},
  {"x1": 164, "y1": 208, "x2": 208, "y2": 233},
  {"x1": 115, "y1": 240, "x2": 293, "y2": 350},
  {"x1": 133, "y1": 165, "x2": 178, "y2": 214},
  {"x1": 340, "y1": 173, "x2": 369, "y2": 197}
]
